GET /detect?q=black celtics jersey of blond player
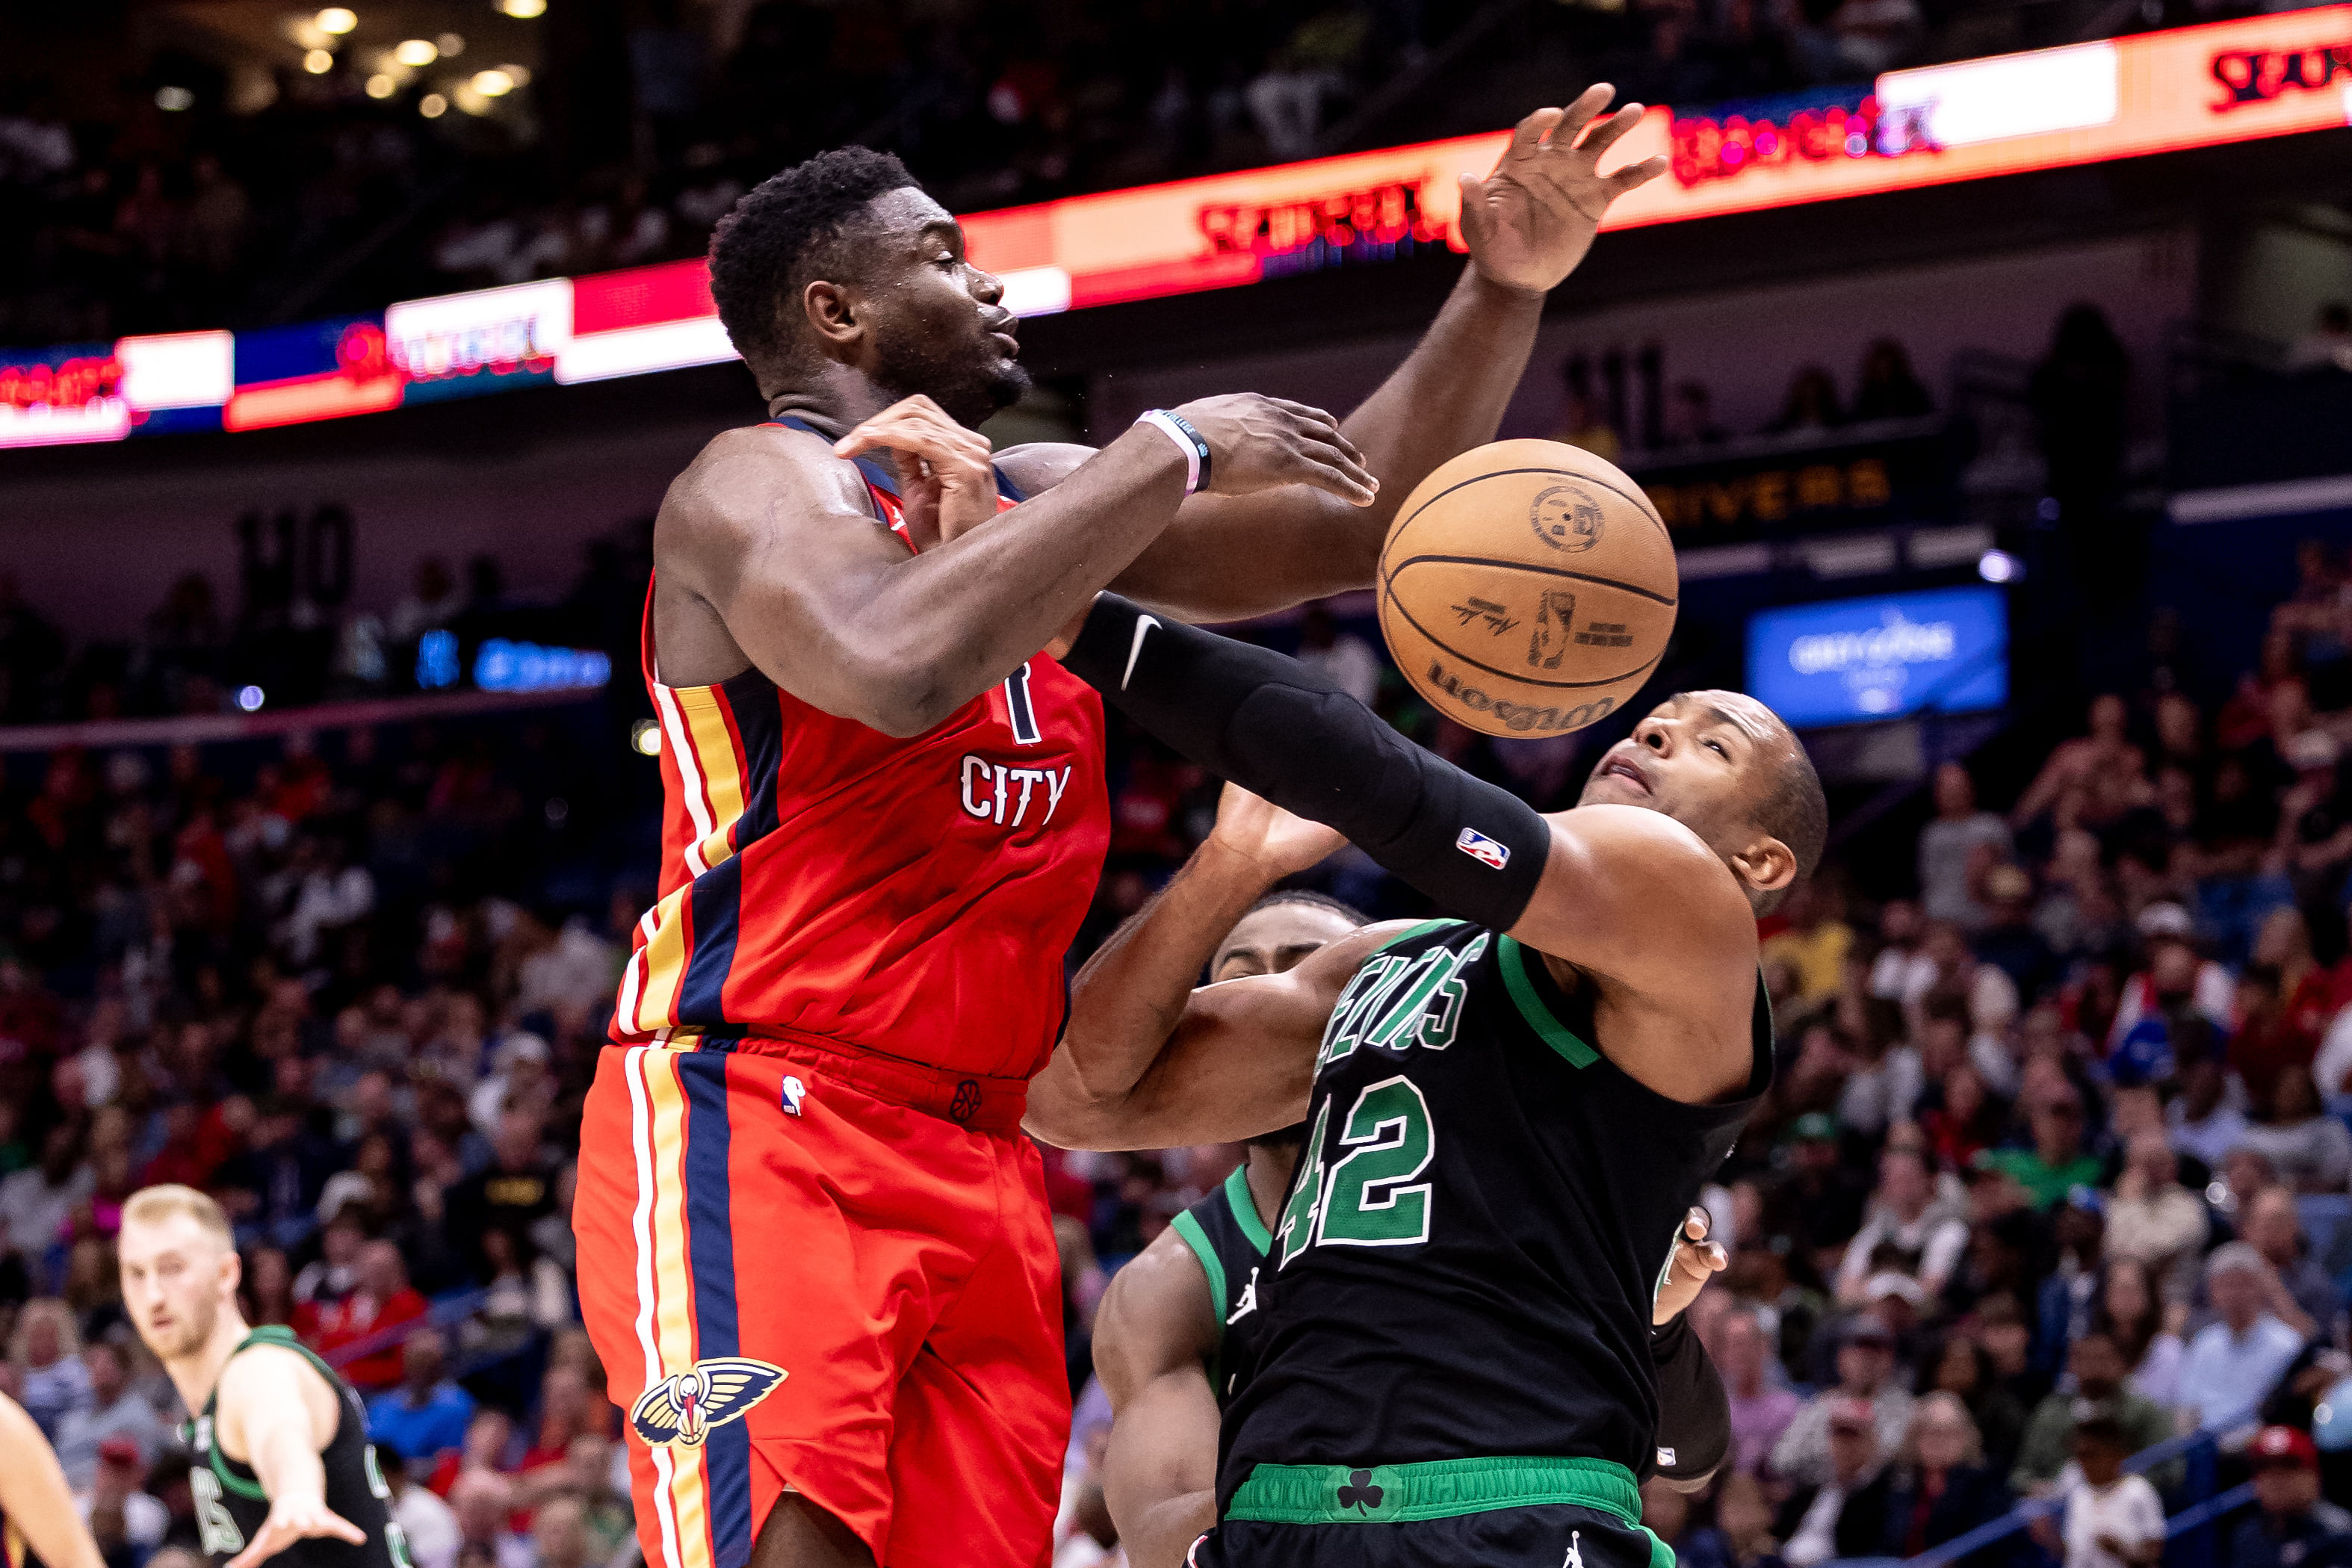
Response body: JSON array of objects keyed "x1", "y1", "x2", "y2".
[
  {"x1": 1215, "y1": 918, "x2": 1771, "y2": 1516},
  {"x1": 1172, "y1": 1162, "x2": 1275, "y2": 1407},
  {"x1": 187, "y1": 1328, "x2": 410, "y2": 1568}
]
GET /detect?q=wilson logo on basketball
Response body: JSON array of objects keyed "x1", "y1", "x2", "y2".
[
  {"x1": 1528, "y1": 484, "x2": 1606, "y2": 553},
  {"x1": 1426, "y1": 660, "x2": 1618, "y2": 734}
]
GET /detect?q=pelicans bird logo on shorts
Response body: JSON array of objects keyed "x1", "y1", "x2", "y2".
[{"x1": 628, "y1": 1357, "x2": 787, "y2": 1447}]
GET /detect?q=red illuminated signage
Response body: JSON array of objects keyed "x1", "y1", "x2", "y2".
[{"x1": 1, "y1": 355, "x2": 121, "y2": 412}]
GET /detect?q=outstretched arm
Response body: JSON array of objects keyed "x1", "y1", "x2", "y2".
[
  {"x1": 1060, "y1": 595, "x2": 1759, "y2": 1100},
  {"x1": 1092, "y1": 1234, "x2": 1224, "y2": 1568},
  {"x1": 1029, "y1": 785, "x2": 1346, "y2": 1138},
  {"x1": 1026, "y1": 788, "x2": 1394, "y2": 1151},
  {"x1": 1002, "y1": 87, "x2": 1671, "y2": 622},
  {"x1": 663, "y1": 394, "x2": 1373, "y2": 736},
  {"x1": 216, "y1": 1346, "x2": 368, "y2": 1568},
  {"x1": 0, "y1": 1394, "x2": 104, "y2": 1568}
]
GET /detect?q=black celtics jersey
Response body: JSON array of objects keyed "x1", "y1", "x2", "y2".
[
  {"x1": 1216, "y1": 920, "x2": 1770, "y2": 1507},
  {"x1": 1172, "y1": 1162, "x2": 1275, "y2": 1407},
  {"x1": 188, "y1": 1327, "x2": 410, "y2": 1568}
]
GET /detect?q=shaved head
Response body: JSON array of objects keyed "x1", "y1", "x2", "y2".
[{"x1": 1581, "y1": 690, "x2": 1825, "y2": 915}]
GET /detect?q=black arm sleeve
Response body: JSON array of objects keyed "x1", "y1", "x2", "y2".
[
  {"x1": 1648, "y1": 1313, "x2": 1731, "y2": 1487},
  {"x1": 1062, "y1": 595, "x2": 1550, "y2": 933}
]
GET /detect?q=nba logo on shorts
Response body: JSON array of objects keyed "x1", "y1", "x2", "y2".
[
  {"x1": 1455, "y1": 827, "x2": 1511, "y2": 870},
  {"x1": 781, "y1": 1076, "x2": 807, "y2": 1116}
]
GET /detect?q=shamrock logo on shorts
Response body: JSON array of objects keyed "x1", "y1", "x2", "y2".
[{"x1": 1337, "y1": 1470, "x2": 1384, "y2": 1513}]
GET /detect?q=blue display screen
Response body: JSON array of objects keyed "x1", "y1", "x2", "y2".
[{"x1": 1745, "y1": 586, "x2": 2008, "y2": 728}]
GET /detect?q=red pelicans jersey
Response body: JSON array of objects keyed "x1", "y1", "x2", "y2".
[{"x1": 610, "y1": 422, "x2": 1110, "y2": 1081}]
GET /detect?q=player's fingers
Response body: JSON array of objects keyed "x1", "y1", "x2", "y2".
[
  {"x1": 1507, "y1": 105, "x2": 1567, "y2": 159},
  {"x1": 1606, "y1": 155, "x2": 1671, "y2": 197},
  {"x1": 322, "y1": 1512, "x2": 369, "y2": 1545},
  {"x1": 1293, "y1": 453, "x2": 1380, "y2": 507},
  {"x1": 1683, "y1": 1206, "x2": 1710, "y2": 1240},
  {"x1": 1556, "y1": 84, "x2": 1616, "y2": 145},
  {"x1": 1577, "y1": 102, "x2": 1645, "y2": 158}
]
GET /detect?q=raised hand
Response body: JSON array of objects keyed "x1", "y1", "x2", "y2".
[
  {"x1": 1169, "y1": 394, "x2": 1378, "y2": 507},
  {"x1": 1207, "y1": 782, "x2": 1347, "y2": 878},
  {"x1": 1653, "y1": 1206, "x2": 1728, "y2": 1325},
  {"x1": 1461, "y1": 84, "x2": 1671, "y2": 297},
  {"x1": 833, "y1": 394, "x2": 1000, "y2": 548},
  {"x1": 223, "y1": 1493, "x2": 368, "y2": 1568}
]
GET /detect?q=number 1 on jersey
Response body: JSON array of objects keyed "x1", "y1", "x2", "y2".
[{"x1": 1003, "y1": 662, "x2": 1041, "y2": 744}]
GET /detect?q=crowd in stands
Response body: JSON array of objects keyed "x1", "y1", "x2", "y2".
[
  {"x1": 1, "y1": 0, "x2": 2310, "y2": 349},
  {"x1": 2, "y1": 523, "x2": 2351, "y2": 1568}
]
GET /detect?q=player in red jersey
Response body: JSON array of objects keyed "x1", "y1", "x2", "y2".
[{"x1": 573, "y1": 90, "x2": 1668, "y2": 1568}]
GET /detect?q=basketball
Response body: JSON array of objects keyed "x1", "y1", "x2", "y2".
[{"x1": 1378, "y1": 439, "x2": 1679, "y2": 739}]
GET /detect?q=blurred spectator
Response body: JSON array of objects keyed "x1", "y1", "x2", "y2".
[
  {"x1": 1662, "y1": 381, "x2": 1729, "y2": 449},
  {"x1": 2236, "y1": 1066, "x2": 2352, "y2": 1193},
  {"x1": 2012, "y1": 1332, "x2": 2174, "y2": 1494},
  {"x1": 2236, "y1": 1187, "x2": 2342, "y2": 1342},
  {"x1": 384, "y1": 1448, "x2": 460, "y2": 1568},
  {"x1": 2226, "y1": 1425, "x2": 2352, "y2": 1568},
  {"x1": 1978, "y1": 1081, "x2": 2100, "y2": 1212},
  {"x1": 2105, "y1": 1134, "x2": 2209, "y2": 1303},
  {"x1": 2059, "y1": 1413, "x2": 2164, "y2": 1568},
  {"x1": 530, "y1": 1492, "x2": 595, "y2": 1568},
  {"x1": 2029, "y1": 305, "x2": 2132, "y2": 551},
  {"x1": 1881, "y1": 1393, "x2": 2014, "y2": 1564},
  {"x1": 1774, "y1": 1320, "x2": 1916, "y2": 1488},
  {"x1": 1556, "y1": 383, "x2": 1624, "y2": 463},
  {"x1": 53, "y1": 1340, "x2": 166, "y2": 1489},
  {"x1": 309, "y1": 1239, "x2": 429, "y2": 1392},
  {"x1": 1777, "y1": 1397, "x2": 1893, "y2": 1566},
  {"x1": 13, "y1": 1300, "x2": 91, "y2": 1442},
  {"x1": 451, "y1": 1469, "x2": 533, "y2": 1568},
  {"x1": 1294, "y1": 604, "x2": 1381, "y2": 710},
  {"x1": 75, "y1": 1434, "x2": 167, "y2": 1559},
  {"x1": 1922, "y1": 1333, "x2": 2031, "y2": 1478},
  {"x1": 2178, "y1": 1243, "x2": 2306, "y2": 1433},
  {"x1": 1837, "y1": 1147, "x2": 1969, "y2": 1306},
  {"x1": 2285, "y1": 303, "x2": 2352, "y2": 376},
  {"x1": 368, "y1": 1326, "x2": 476, "y2": 1466},
  {"x1": 1764, "y1": 882, "x2": 1854, "y2": 1003},
  {"x1": 1764, "y1": 367, "x2": 1843, "y2": 436},
  {"x1": 2094, "y1": 1257, "x2": 2185, "y2": 1408},
  {"x1": 1851, "y1": 339, "x2": 1936, "y2": 422},
  {"x1": 2171, "y1": 1059, "x2": 2253, "y2": 1171},
  {"x1": 1720, "y1": 1307, "x2": 1803, "y2": 1476},
  {"x1": 1682, "y1": 1472, "x2": 1788, "y2": 1568},
  {"x1": 1769, "y1": 1115, "x2": 1873, "y2": 1277}
]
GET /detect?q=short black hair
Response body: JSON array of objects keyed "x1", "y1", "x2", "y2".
[
  {"x1": 708, "y1": 146, "x2": 918, "y2": 373},
  {"x1": 1751, "y1": 733, "x2": 1827, "y2": 915},
  {"x1": 1241, "y1": 889, "x2": 1368, "y2": 925}
]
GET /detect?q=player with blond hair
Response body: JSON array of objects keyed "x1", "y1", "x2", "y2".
[{"x1": 117, "y1": 1187, "x2": 412, "y2": 1568}]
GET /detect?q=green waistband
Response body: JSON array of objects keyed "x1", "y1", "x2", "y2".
[{"x1": 1226, "y1": 1455, "x2": 1644, "y2": 1528}]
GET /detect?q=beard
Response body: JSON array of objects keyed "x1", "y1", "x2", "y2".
[
  {"x1": 871, "y1": 328, "x2": 1030, "y2": 429},
  {"x1": 143, "y1": 1295, "x2": 218, "y2": 1361}
]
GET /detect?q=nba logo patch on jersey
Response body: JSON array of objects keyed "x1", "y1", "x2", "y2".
[
  {"x1": 781, "y1": 1076, "x2": 807, "y2": 1116},
  {"x1": 629, "y1": 1358, "x2": 787, "y2": 1447},
  {"x1": 1455, "y1": 826, "x2": 1511, "y2": 870}
]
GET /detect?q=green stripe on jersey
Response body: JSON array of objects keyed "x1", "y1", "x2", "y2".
[
  {"x1": 1497, "y1": 937, "x2": 1597, "y2": 1067},
  {"x1": 1170, "y1": 1209, "x2": 1228, "y2": 1347}
]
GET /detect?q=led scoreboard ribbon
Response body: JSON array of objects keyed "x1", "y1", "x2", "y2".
[{"x1": 4, "y1": 4, "x2": 2347, "y2": 449}]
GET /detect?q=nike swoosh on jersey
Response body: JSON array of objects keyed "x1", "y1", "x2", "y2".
[{"x1": 1122, "y1": 615, "x2": 1160, "y2": 691}]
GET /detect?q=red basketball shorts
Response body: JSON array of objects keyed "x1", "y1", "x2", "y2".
[{"x1": 575, "y1": 1040, "x2": 1068, "y2": 1568}]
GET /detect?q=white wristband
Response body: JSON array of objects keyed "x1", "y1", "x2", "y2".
[{"x1": 1137, "y1": 409, "x2": 1210, "y2": 495}]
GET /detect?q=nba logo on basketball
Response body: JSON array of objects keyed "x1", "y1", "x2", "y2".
[{"x1": 1455, "y1": 828, "x2": 1511, "y2": 870}]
